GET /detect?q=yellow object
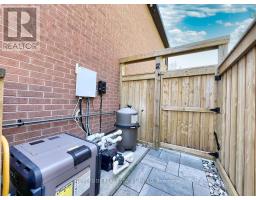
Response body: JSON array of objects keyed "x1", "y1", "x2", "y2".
[
  {"x1": 1, "y1": 135, "x2": 10, "y2": 196},
  {"x1": 56, "y1": 182, "x2": 73, "y2": 196}
]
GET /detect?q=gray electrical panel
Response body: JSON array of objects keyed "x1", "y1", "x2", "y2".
[{"x1": 10, "y1": 133, "x2": 101, "y2": 196}]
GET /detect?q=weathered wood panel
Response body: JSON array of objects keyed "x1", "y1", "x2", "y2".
[
  {"x1": 160, "y1": 70, "x2": 216, "y2": 152},
  {"x1": 219, "y1": 46, "x2": 256, "y2": 195},
  {"x1": 121, "y1": 79, "x2": 155, "y2": 144}
]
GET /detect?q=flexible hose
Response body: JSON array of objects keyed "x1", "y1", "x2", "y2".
[
  {"x1": 1, "y1": 135, "x2": 10, "y2": 196},
  {"x1": 87, "y1": 98, "x2": 91, "y2": 135},
  {"x1": 78, "y1": 98, "x2": 87, "y2": 135},
  {"x1": 99, "y1": 94, "x2": 103, "y2": 133}
]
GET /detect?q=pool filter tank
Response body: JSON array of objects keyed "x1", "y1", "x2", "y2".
[
  {"x1": 115, "y1": 105, "x2": 139, "y2": 152},
  {"x1": 10, "y1": 133, "x2": 101, "y2": 196}
]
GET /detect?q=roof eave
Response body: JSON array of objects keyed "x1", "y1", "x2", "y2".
[{"x1": 148, "y1": 4, "x2": 170, "y2": 48}]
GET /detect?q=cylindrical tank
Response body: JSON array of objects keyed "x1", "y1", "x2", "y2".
[{"x1": 115, "y1": 105, "x2": 139, "y2": 152}]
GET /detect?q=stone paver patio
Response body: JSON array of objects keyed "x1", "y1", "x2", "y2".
[{"x1": 114, "y1": 148, "x2": 213, "y2": 196}]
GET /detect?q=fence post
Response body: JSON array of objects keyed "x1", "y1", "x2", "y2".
[
  {"x1": 153, "y1": 56, "x2": 166, "y2": 148},
  {"x1": 119, "y1": 63, "x2": 125, "y2": 108},
  {"x1": 215, "y1": 44, "x2": 228, "y2": 153}
]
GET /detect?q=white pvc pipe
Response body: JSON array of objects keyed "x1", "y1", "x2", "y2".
[
  {"x1": 106, "y1": 136, "x2": 122, "y2": 144},
  {"x1": 87, "y1": 133, "x2": 105, "y2": 141},
  {"x1": 102, "y1": 130, "x2": 122, "y2": 139},
  {"x1": 97, "y1": 130, "x2": 123, "y2": 150}
]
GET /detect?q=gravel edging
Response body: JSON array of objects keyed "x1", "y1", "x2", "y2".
[{"x1": 202, "y1": 160, "x2": 228, "y2": 196}]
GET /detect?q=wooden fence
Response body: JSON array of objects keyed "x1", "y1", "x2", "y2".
[
  {"x1": 217, "y1": 19, "x2": 256, "y2": 196},
  {"x1": 120, "y1": 19, "x2": 256, "y2": 195},
  {"x1": 120, "y1": 35, "x2": 229, "y2": 151},
  {"x1": 121, "y1": 66, "x2": 218, "y2": 152},
  {"x1": 121, "y1": 76, "x2": 155, "y2": 144}
]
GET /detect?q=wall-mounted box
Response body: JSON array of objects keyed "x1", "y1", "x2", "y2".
[{"x1": 75, "y1": 64, "x2": 97, "y2": 97}]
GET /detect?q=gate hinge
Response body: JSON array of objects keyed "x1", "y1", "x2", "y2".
[
  {"x1": 208, "y1": 152, "x2": 219, "y2": 158},
  {"x1": 209, "y1": 107, "x2": 220, "y2": 113},
  {"x1": 215, "y1": 74, "x2": 221, "y2": 81}
]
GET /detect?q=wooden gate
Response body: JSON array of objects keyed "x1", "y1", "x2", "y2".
[
  {"x1": 120, "y1": 36, "x2": 229, "y2": 151},
  {"x1": 160, "y1": 66, "x2": 217, "y2": 152}
]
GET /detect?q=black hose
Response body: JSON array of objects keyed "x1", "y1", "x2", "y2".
[
  {"x1": 86, "y1": 97, "x2": 91, "y2": 135},
  {"x1": 78, "y1": 97, "x2": 87, "y2": 133},
  {"x1": 99, "y1": 94, "x2": 103, "y2": 133},
  {"x1": 88, "y1": 98, "x2": 91, "y2": 135}
]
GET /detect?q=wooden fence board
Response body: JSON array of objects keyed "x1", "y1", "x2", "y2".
[
  {"x1": 220, "y1": 73, "x2": 227, "y2": 164},
  {"x1": 244, "y1": 49, "x2": 255, "y2": 195},
  {"x1": 121, "y1": 79, "x2": 155, "y2": 144},
  {"x1": 229, "y1": 64, "x2": 238, "y2": 185},
  {"x1": 235, "y1": 57, "x2": 245, "y2": 195}
]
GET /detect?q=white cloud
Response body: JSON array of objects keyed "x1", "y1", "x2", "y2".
[
  {"x1": 168, "y1": 28, "x2": 207, "y2": 46},
  {"x1": 229, "y1": 18, "x2": 254, "y2": 50},
  {"x1": 215, "y1": 19, "x2": 250, "y2": 27},
  {"x1": 216, "y1": 20, "x2": 237, "y2": 27},
  {"x1": 159, "y1": 4, "x2": 250, "y2": 29},
  {"x1": 159, "y1": 5, "x2": 255, "y2": 70},
  {"x1": 159, "y1": 4, "x2": 253, "y2": 47}
]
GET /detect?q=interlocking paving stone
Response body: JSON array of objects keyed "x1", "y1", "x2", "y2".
[
  {"x1": 99, "y1": 145, "x2": 149, "y2": 196},
  {"x1": 114, "y1": 185, "x2": 139, "y2": 196},
  {"x1": 124, "y1": 163, "x2": 152, "y2": 192},
  {"x1": 113, "y1": 148, "x2": 218, "y2": 196},
  {"x1": 147, "y1": 149, "x2": 162, "y2": 158},
  {"x1": 179, "y1": 164, "x2": 208, "y2": 187},
  {"x1": 141, "y1": 154, "x2": 167, "y2": 171},
  {"x1": 166, "y1": 161, "x2": 179, "y2": 176},
  {"x1": 159, "y1": 149, "x2": 180, "y2": 163},
  {"x1": 193, "y1": 184, "x2": 211, "y2": 196},
  {"x1": 139, "y1": 184, "x2": 169, "y2": 196},
  {"x1": 147, "y1": 168, "x2": 193, "y2": 196},
  {"x1": 180, "y1": 153, "x2": 203, "y2": 170}
]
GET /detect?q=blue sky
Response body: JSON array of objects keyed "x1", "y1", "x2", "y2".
[{"x1": 158, "y1": 4, "x2": 256, "y2": 69}]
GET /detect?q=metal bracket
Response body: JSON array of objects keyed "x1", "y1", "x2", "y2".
[
  {"x1": 208, "y1": 152, "x2": 219, "y2": 159},
  {"x1": 209, "y1": 107, "x2": 220, "y2": 113},
  {"x1": 156, "y1": 63, "x2": 160, "y2": 70},
  {"x1": 214, "y1": 131, "x2": 221, "y2": 151},
  {"x1": 215, "y1": 74, "x2": 221, "y2": 81},
  {"x1": 158, "y1": 72, "x2": 165, "y2": 76},
  {"x1": 17, "y1": 119, "x2": 24, "y2": 127}
]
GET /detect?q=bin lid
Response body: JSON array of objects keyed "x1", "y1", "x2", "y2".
[{"x1": 117, "y1": 106, "x2": 137, "y2": 114}]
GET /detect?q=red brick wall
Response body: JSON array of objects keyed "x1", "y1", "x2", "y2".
[{"x1": 0, "y1": 5, "x2": 164, "y2": 145}]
